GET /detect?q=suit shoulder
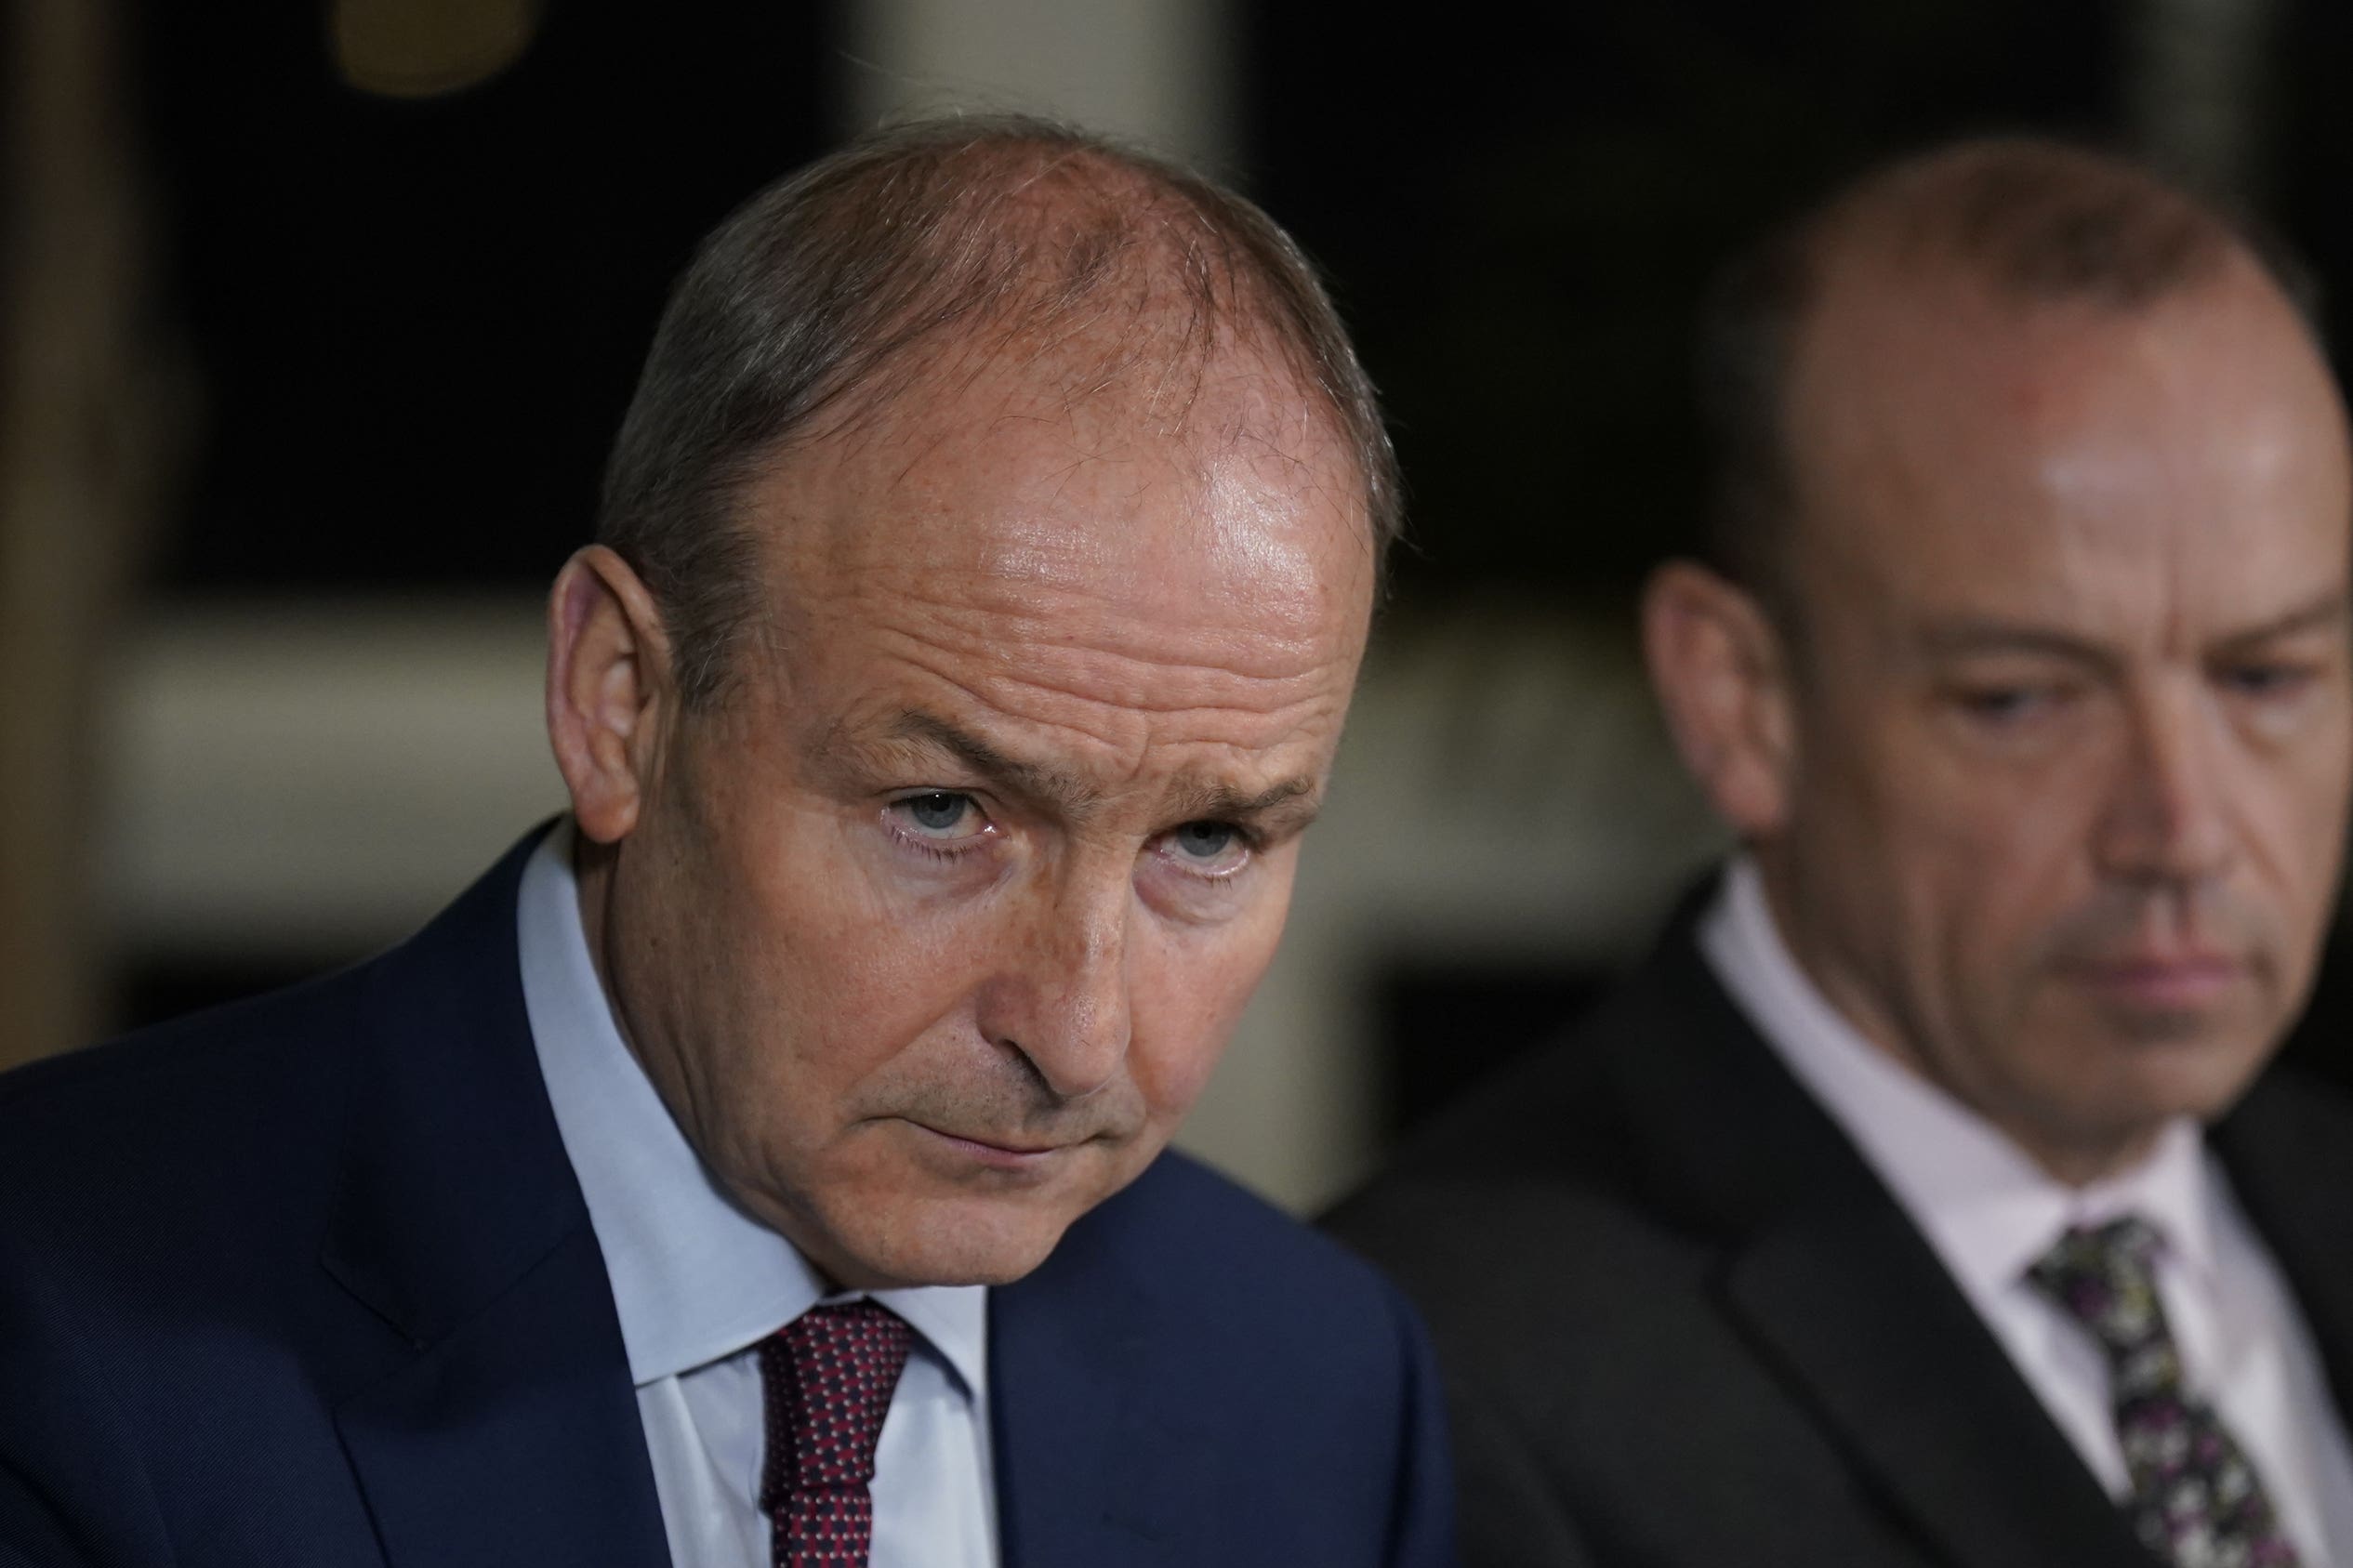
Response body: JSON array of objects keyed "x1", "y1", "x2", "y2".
[
  {"x1": 1337, "y1": 981, "x2": 1655, "y2": 1216},
  {"x1": 1092, "y1": 1149, "x2": 1411, "y2": 1309},
  {"x1": 0, "y1": 829, "x2": 543, "y2": 1185},
  {"x1": 1324, "y1": 971, "x2": 1743, "y2": 1401},
  {"x1": 1004, "y1": 1157, "x2": 1453, "y2": 1560},
  {"x1": 2240, "y1": 1058, "x2": 2353, "y2": 1127},
  {"x1": 1044, "y1": 1150, "x2": 1435, "y2": 1398},
  {"x1": 0, "y1": 960, "x2": 364, "y2": 1118},
  {"x1": 0, "y1": 965, "x2": 372, "y2": 1245}
]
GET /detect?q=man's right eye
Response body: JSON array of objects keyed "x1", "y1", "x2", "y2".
[
  {"x1": 1957, "y1": 688, "x2": 2039, "y2": 719},
  {"x1": 1949, "y1": 683, "x2": 2069, "y2": 727},
  {"x1": 885, "y1": 791, "x2": 990, "y2": 844}
]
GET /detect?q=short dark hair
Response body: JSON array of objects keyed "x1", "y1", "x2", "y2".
[
  {"x1": 597, "y1": 114, "x2": 1399, "y2": 706},
  {"x1": 1695, "y1": 137, "x2": 2317, "y2": 621}
]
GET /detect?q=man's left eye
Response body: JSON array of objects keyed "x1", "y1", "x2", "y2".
[{"x1": 1160, "y1": 821, "x2": 1249, "y2": 873}]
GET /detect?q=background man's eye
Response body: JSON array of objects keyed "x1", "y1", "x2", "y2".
[
  {"x1": 1956, "y1": 687, "x2": 2050, "y2": 722},
  {"x1": 1170, "y1": 822, "x2": 1239, "y2": 860},
  {"x1": 2224, "y1": 664, "x2": 2310, "y2": 697}
]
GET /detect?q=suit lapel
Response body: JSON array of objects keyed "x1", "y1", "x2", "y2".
[
  {"x1": 1721, "y1": 1197, "x2": 2149, "y2": 1568},
  {"x1": 2212, "y1": 1069, "x2": 2353, "y2": 1422},
  {"x1": 334, "y1": 1226, "x2": 670, "y2": 1567},
  {"x1": 1619, "y1": 905, "x2": 2147, "y2": 1568},
  {"x1": 988, "y1": 1181, "x2": 1185, "y2": 1567},
  {"x1": 319, "y1": 832, "x2": 670, "y2": 1568}
]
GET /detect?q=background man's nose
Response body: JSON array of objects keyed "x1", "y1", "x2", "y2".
[{"x1": 2095, "y1": 688, "x2": 2236, "y2": 888}]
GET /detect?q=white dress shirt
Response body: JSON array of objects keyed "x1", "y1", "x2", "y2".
[
  {"x1": 1700, "y1": 855, "x2": 2353, "y2": 1565},
  {"x1": 517, "y1": 824, "x2": 1000, "y2": 1568}
]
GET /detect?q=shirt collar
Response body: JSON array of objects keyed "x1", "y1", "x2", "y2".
[
  {"x1": 516, "y1": 822, "x2": 990, "y2": 1395},
  {"x1": 1698, "y1": 854, "x2": 2217, "y2": 1297}
]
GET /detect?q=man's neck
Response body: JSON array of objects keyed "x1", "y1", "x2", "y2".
[{"x1": 1752, "y1": 857, "x2": 2165, "y2": 1189}]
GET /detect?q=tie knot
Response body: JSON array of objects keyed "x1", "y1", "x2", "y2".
[
  {"x1": 760, "y1": 1300, "x2": 916, "y2": 1508},
  {"x1": 2027, "y1": 1215, "x2": 2176, "y2": 1367}
]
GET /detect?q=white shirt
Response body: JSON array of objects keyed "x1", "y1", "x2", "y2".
[
  {"x1": 1700, "y1": 855, "x2": 2353, "y2": 1565},
  {"x1": 517, "y1": 824, "x2": 1000, "y2": 1568}
]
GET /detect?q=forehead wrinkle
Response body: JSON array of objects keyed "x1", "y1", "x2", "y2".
[
  {"x1": 879, "y1": 706, "x2": 1333, "y2": 824},
  {"x1": 873, "y1": 631, "x2": 1351, "y2": 749},
  {"x1": 856, "y1": 562, "x2": 1336, "y2": 679}
]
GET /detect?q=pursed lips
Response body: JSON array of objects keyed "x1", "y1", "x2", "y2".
[
  {"x1": 903, "y1": 1119, "x2": 1096, "y2": 1170},
  {"x1": 2057, "y1": 949, "x2": 2247, "y2": 1008}
]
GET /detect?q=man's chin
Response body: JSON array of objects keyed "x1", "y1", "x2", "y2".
[
  {"x1": 830, "y1": 1203, "x2": 1085, "y2": 1289},
  {"x1": 2035, "y1": 1036, "x2": 2280, "y2": 1164},
  {"x1": 781, "y1": 1127, "x2": 1175, "y2": 1288},
  {"x1": 810, "y1": 1165, "x2": 1150, "y2": 1288}
]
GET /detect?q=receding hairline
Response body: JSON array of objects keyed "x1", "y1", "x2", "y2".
[
  {"x1": 739, "y1": 315, "x2": 1379, "y2": 644},
  {"x1": 1807, "y1": 138, "x2": 2245, "y2": 306},
  {"x1": 594, "y1": 113, "x2": 1398, "y2": 708},
  {"x1": 770, "y1": 150, "x2": 1364, "y2": 468},
  {"x1": 728, "y1": 127, "x2": 1383, "y2": 639}
]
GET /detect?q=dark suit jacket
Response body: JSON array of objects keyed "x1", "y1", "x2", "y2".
[
  {"x1": 0, "y1": 834, "x2": 1453, "y2": 1568},
  {"x1": 1329, "y1": 889, "x2": 2353, "y2": 1568}
]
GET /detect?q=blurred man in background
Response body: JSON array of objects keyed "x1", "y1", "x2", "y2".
[
  {"x1": 0, "y1": 119, "x2": 1451, "y2": 1568},
  {"x1": 1336, "y1": 138, "x2": 2353, "y2": 1567}
]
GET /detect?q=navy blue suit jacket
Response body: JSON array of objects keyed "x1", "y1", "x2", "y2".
[{"x1": 0, "y1": 835, "x2": 1453, "y2": 1567}]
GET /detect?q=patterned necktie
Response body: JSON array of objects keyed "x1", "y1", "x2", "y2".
[
  {"x1": 2027, "y1": 1217, "x2": 2300, "y2": 1568},
  {"x1": 758, "y1": 1300, "x2": 917, "y2": 1568}
]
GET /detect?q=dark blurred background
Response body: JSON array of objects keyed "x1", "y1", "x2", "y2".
[{"x1": 4, "y1": 0, "x2": 2346, "y2": 1207}]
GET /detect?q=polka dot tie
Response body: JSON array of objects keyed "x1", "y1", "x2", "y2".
[
  {"x1": 758, "y1": 1300, "x2": 917, "y2": 1568},
  {"x1": 2027, "y1": 1217, "x2": 2301, "y2": 1568}
]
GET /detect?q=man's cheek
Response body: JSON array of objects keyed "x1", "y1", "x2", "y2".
[{"x1": 1129, "y1": 999, "x2": 1243, "y2": 1125}]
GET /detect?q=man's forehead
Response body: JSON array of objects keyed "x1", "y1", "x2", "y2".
[
  {"x1": 749, "y1": 333, "x2": 1372, "y2": 616},
  {"x1": 861, "y1": 324, "x2": 1342, "y2": 473},
  {"x1": 1791, "y1": 243, "x2": 2321, "y2": 429},
  {"x1": 1785, "y1": 258, "x2": 2346, "y2": 560}
]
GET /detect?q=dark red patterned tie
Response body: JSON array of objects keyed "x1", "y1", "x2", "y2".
[
  {"x1": 758, "y1": 1300, "x2": 917, "y2": 1568},
  {"x1": 2028, "y1": 1218, "x2": 2301, "y2": 1568}
]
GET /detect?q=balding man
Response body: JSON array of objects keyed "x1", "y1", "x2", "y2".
[
  {"x1": 1335, "y1": 139, "x2": 2353, "y2": 1567},
  {"x1": 0, "y1": 121, "x2": 1452, "y2": 1568}
]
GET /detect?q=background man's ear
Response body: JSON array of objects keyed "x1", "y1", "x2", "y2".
[
  {"x1": 1640, "y1": 560, "x2": 1798, "y2": 839},
  {"x1": 545, "y1": 545, "x2": 675, "y2": 845}
]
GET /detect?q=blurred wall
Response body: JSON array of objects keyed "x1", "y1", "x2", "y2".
[
  {"x1": 843, "y1": 0, "x2": 1236, "y2": 170},
  {"x1": 1, "y1": 0, "x2": 165, "y2": 1071}
]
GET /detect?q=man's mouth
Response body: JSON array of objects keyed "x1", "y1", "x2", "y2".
[
  {"x1": 905, "y1": 1121, "x2": 1078, "y2": 1171},
  {"x1": 2060, "y1": 952, "x2": 2244, "y2": 1010}
]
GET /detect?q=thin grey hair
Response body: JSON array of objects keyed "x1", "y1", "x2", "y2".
[{"x1": 596, "y1": 113, "x2": 1402, "y2": 707}]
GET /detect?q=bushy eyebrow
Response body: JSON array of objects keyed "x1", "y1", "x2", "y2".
[
  {"x1": 884, "y1": 710, "x2": 1094, "y2": 810},
  {"x1": 1910, "y1": 590, "x2": 2353, "y2": 666},
  {"x1": 1163, "y1": 772, "x2": 1322, "y2": 834},
  {"x1": 880, "y1": 710, "x2": 1325, "y2": 836}
]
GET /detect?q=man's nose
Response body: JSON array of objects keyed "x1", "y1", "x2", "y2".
[
  {"x1": 975, "y1": 864, "x2": 1134, "y2": 1101},
  {"x1": 2095, "y1": 686, "x2": 2236, "y2": 887}
]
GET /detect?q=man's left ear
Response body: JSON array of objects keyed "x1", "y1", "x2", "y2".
[
  {"x1": 545, "y1": 545, "x2": 676, "y2": 845},
  {"x1": 1641, "y1": 559, "x2": 1799, "y2": 838}
]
